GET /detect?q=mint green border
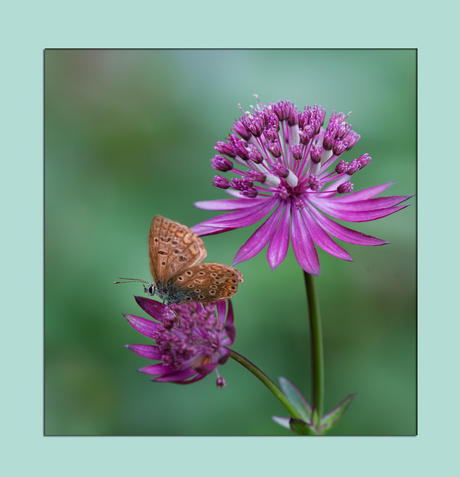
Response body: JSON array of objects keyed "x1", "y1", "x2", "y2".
[{"x1": 3, "y1": 1, "x2": 453, "y2": 475}]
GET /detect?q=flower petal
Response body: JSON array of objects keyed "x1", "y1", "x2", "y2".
[
  {"x1": 319, "y1": 194, "x2": 413, "y2": 212},
  {"x1": 123, "y1": 314, "x2": 163, "y2": 338},
  {"x1": 330, "y1": 182, "x2": 396, "y2": 203},
  {"x1": 218, "y1": 347, "x2": 231, "y2": 364},
  {"x1": 134, "y1": 296, "x2": 165, "y2": 322},
  {"x1": 267, "y1": 203, "x2": 291, "y2": 271},
  {"x1": 291, "y1": 207, "x2": 320, "y2": 275},
  {"x1": 193, "y1": 362, "x2": 218, "y2": 376},
  {"x1": 306, "y1": 203, "x2": 389, "y2": 246},
  {"x1": 233, "y1": 203, "x2": 284, "y2": 265},
  {"x1": 302, "y1": 209, "x2": 353, "y2": 261},
  {"x1": 153, "y1": 368, "x2": 197, "y2": 383},
  {"x1": 190, "y1": 224, "x2": 235, "y2": 236},
  {"x1": 193, "y1": 197, "x2": 279, "y2": 229},
  {"x1": 125, "y1": 344, "x2": 163, "y2": 360},
  {"x1": 225, "y1": 299, "x2": 235, "y2": 328},
  {"x1": 139, "y1": 363, "x2": 177, "y2": 375},
  {"x1": 309, "y1": 195, "x2": 410, "y2": 222},
  {"x1": 216, "y1": 300, "x2": 227, "y2": 326},
  {"x1": 194, "y1": 197, "x2": 265, "y2": 211}
]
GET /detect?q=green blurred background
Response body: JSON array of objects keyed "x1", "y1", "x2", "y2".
[{"x1": 45, "y1": 49, "x2": 416, "y2": 436}]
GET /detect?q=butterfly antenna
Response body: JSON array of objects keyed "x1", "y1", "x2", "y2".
[{"x1": 114, "y1": 277, "x2": 150, "y2": 285}]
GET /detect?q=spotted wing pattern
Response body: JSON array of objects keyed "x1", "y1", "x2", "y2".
[
  {"x1": 148, "y1": 215, "x2": 207, "y2": 284},
  {"x1": 169, "y1": 262, "x2": 244, "y2": 302}
]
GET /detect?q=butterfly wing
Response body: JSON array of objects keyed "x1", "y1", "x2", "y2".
[
  {"x1": 169, "y1": 262, "x2": 243, "y2": 302},
  {"x1": 149, "y1": 215, "x2": 207, "y2": 283}
]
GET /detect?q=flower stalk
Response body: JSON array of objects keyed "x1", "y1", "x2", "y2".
[
  {"x1": 304, "y1": 271, "x2": 324, "y2": 420},
  {"x1": 229, "y1": 349, "x2": 305, "y2": 422}
]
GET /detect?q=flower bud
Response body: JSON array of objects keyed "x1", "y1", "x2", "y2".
[
  {"x1": 272, "y1": 164, "x2": 289, "y2": 179},
  {"x1": 246, "y1": 170, "x2": 266, "y2": 183},
  {"x1": 291, "y1": 143, "x2": 303, "y2": 160},
  {"x1": 211, "y1": 155, "x2": 233, "y2": 172},
  {"x1": 335, "y1": 160, "x2": 348, "y2": 174},
  {"x1": 347, "y1": 159, "x2": 361, "y2": 175},
  {"x1": 213, "y1": 175, "x2": 231, "y2": 189},
  {"x1": 299, "y1": 125, "x2": 314, "y2": 145},
  {"x1": 333, "y1": 139, "x2": 348, "y2": 156},
  {"x1": 357, "y1": 153, "x2": 371, "y2": 168},
  {"x1": 337, "y1": 181, "x2": 353, "y2": 194},
  {"x1": 214, "y1": 141, "x2": 235, "y2": 158},
  {"x1": 216, "y1": 376, "x2": 227, "y2": 388},
  {"x1": 248, "y1": 145, "x2": 264, "y2": 164},
  {"x1": 267, "y1": 139, "x2": 282, "y2": 158},
  {"x1": 345, "y1": 131, "x2": 360, "y2": 150},
  {"x1": 231, "y1": 118, "x2": 251, "y2": 140},
  {"x1": 240, "y1": 188, "x2": 258, "y2": 198},
  {"x1": 310, "y1": 145, "x2": 323, "y2": 164}
]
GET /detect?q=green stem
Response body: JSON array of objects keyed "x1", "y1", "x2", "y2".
[
  {"x1": 303, "y1": 271, "x2": 324, "y2": 420},
  {"x1": 229, "y1": 349, "x2": 302, "y2": 420}
]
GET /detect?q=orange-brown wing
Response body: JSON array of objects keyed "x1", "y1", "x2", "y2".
[
  {"x1": 148, "y1": 215, "x2": 207, "y2": 283},
  {"x1": 169, "y1": 262, "x2": 243, "y2": 302}
]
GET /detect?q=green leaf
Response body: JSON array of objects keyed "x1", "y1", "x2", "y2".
[
  {"x1": 278, "y1": 376, "x2": 312, "y2": 422},
  {"x1": 319, "y1": 393, "x2": 356, "y2": 434},
  {"x1": 289, "y1": 418, "x2": 318, "y2": 436}
]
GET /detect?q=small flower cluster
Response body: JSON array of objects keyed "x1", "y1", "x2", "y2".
[
  {"x1": 193, "y1": 99, "x2": 412, "y2": 275},
  {"x1": 124, "y1": 296, "x2": 235, "y2": 386}
]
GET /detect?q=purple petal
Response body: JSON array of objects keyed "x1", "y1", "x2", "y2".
[
  {"x1": 139, "y1": 363, "x2": 176, "y2": 375},
  {"x1": 224, "y1": 321, "x2": 236, "y2": 345},
  {"x1": 193, "y1": 362, "x2": 218, "y2": 376},
  {"x1": 331, "y1": 182, "x2": 395, "y2": 203},
  {"x1": 190, "y1": 224, "x2": 235, "y2": 236},
  {"x1": 302, "y1": 209, "x2": 353, "y2": 261},
  {"x1": 174, "y1": 374, "x2": 207, "y2": 385},
  {"x1": 225, "y1": 299, "x2": 235, "y2": 328},
  {"x1": 193, "y1": 197, "x2": 279, "y2": 229},
  {"x1": 194, "y1": 197, "x2": 265, "y2": 211},
  {"x1": 309, "y1": 195, "x2": 409, "y2": 222},
  {"x1": 318, "y1": 194, "x2": 413, "y2": 212},
  {"x1": 216, "y1": 300, "x2": 227, "y2": 326},
  {"x1": 218, "y1": 347, "x2": 231, "y2": 364},
  {"x1": 233, "y1": 203, "x2": 284, "y2": 265},
  {"x1": 134, "y1": 296, "x2": 166, "y2": 322},
  {"x1": 123, "y1": 314, "x2": 163, "y2": 338},
  {"x1": 153, "y1": 368, "x2": 197, "y2": 383},
  {"x1": 267, "y1": 203, "x2": 291, "y2": 271},
  {"x1": 306, "y1": 203, "x2": 389, "y2": 246},
  {"x1": 291, "y1": 207, "x2": 320, "y2": 275},
  {"x1": 222, "y1": 301, "x2": 236, "y2": 344},
  {"x1": 125, "y1": 344, "x2": 163, "y2": 360}
]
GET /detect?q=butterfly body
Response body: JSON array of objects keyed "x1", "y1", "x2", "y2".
[
  {"x1": 144, "y1": 280, "x2": 200, "y2": 305},
  {"x1": 144, "y1": 216, "x2": 243, "y2": 305}
]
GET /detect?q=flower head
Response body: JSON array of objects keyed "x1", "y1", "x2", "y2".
[
  {"x1": 192, "y1": 99, "x2": 413, "y2": 275},
  {"x1": 124, "y1": 296, "x2": 236, "y2": 386}
]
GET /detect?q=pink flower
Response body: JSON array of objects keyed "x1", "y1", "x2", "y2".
[
  {"x1": 124, "y1": 296, "x2": 235, "y2": 386},
  {"x1": 192, "y1": 100, "x2": 412, "y2": 275}
]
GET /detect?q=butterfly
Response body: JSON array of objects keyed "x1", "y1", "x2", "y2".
[{"x1": 115, "y1": 215, "x2": 243, "y2": 305}]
